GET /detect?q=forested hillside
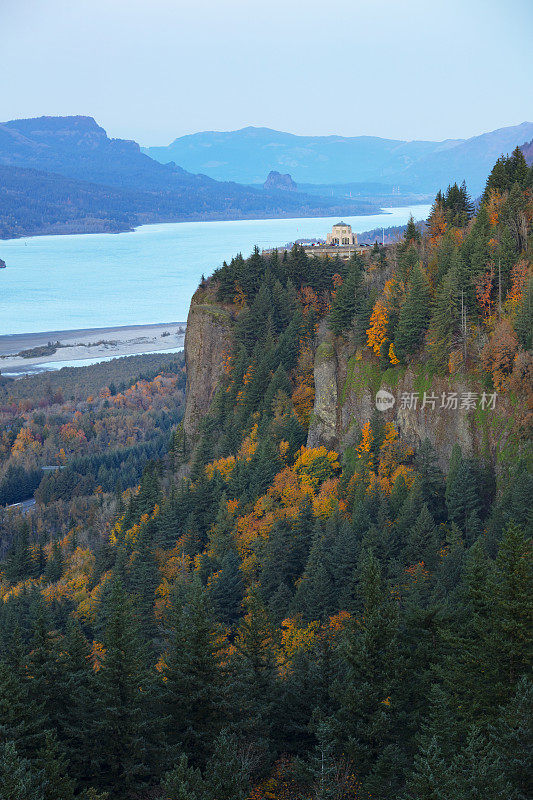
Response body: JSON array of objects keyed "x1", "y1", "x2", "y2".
[
  {"x1": 0, "y1": 150, "x2": 531, "y2": 800},
  {"x1": 0, "y1": 116, "x2": 378, "y2": 238}
]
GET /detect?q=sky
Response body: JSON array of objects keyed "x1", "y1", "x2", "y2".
[{"x1": 1, "y1": 0, "x2": 532, "y2": 146}]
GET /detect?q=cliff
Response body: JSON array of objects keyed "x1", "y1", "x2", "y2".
[
  {"x1": 307, "y1": 320, "x2": 523, "y2": 473},
  {"x1": 183, "y1": 281, "x2": 233, "y2": 443}
]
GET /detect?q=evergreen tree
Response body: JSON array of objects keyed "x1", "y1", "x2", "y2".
[
  {"x1": 228, "y1": 586, "x2": 278, "y2": 774},
  {"x1": 427, "y1": 265, "x2": 461, "y2": 369},
  {"x1": 403, "y1": 504, "x2": 439, "y2": 570},
  {"x1": 331, "y1": 549, "x2": 405, "y2": 797},
  {"x1": 0, "y1": 741, "x2": 42, "y2": 800},
  {"x1": 162, "y1": 754, "x2": 205, "y2": 800},
  {"x1": 93, "y1": 579, "x2": 156, "y2": 798},
  {"x1": 490, "y1": 676, "x2": 533, "y2": 800},
  {"x1": 44, "y1": 541, "x2": 63, "y2": 583},
  {"x1": 203, "y1": 729, "x2": 249, "y2": 800},
  {"x1": 35, "y1": 732, "x2": 75, "y2": 800},
  {"x1": 3, "y1": 522, "x2": 32, "y2": 584},
  {"x1": 0, "y1": 650, "x2": 47, "y2": 761},
  {"x1": 160, "y1": 580, "x2": 225, "y2": 768},
  {"x1": 209, "y1": 550, "x2": 245, "y2": 626},
  {"x1": 394, "y1": 265, "x2": 431, "y2": 360},
  {"x1": 404, "y1": 735, "x2": 449, "y2": 800},
  {"x1": 329, "y1": 259, "x2": 363, "y2": 336},
  {"x1": 514, "y1": 276, "x2": 533, "y2": 350},
  {"x1": 292, "y1": 522, "x2": 337, "y2": 621},
  {"x1": 58, "y1": 619, "x2": 98, "y2": 790}
]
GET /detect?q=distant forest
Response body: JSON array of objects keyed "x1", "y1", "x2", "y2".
[{"x1": 0, "y1": 116, "x2": 378, "y2": 238}]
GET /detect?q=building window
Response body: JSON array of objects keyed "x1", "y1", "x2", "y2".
[{"x1": 342, "y1": 237, "x2": 349, "y2": 245}]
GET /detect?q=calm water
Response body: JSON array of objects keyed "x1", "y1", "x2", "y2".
[{"x1": 0, "y1": 206, "x2": 430, "y2": 335}]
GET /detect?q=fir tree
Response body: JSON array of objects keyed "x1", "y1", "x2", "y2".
[
  {"x1": 331, "y1": 549, "x2": 405, "y2": 797},
  {"x1": 160, "y1": 580, "x2": 225, "y2": 768},
  {"x1": 394, "y1": 265, "x2": 431, "y2": 361},
  {"x1": 203, "y1": 729, "x2": 249, "y2": 800},
  {"x1": 162, "y1": 753, "x2": 205, "y2": 800},
  {"x1": 0, "y1": 740, "x2": 42, "y2": 800},
  {"x1": 93, "y1": 579, "x2": 156, "y2": 798},
  {"x1": 209, "y1": 550, "x2": 245, "y2": 626}
]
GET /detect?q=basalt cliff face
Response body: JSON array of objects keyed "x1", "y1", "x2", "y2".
[
  {"x1": 183, "y1": 282, "x2": 233, "y2": 443},
  {"x1": 307, "y1": 320, "x2": 521, "y2": 474},
  {"x1": 182, "y1": 287, "x2": 523, "y2": 473}
]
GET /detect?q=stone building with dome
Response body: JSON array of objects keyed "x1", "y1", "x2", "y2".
[
  {"x1": 326, "y1": 222, "x2": 358, "y2": 246},
  {"x1": 262, "y1": 221, "x2": 370, "y2": 260}
]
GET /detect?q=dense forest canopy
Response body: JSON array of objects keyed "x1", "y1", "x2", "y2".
[{"x1": 0, "y1": 151, "x2": 531, "y2": 799}]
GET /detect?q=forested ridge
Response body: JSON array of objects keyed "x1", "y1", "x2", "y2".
[
  {"x1": 0, "y1": 150, "x2": 531, "y2": 799},
  {"x1": 0, "y1": 116, "x2": 378, "y2": 238}
]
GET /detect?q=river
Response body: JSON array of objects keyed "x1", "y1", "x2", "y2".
[{"x1": 0, "y1": 205, "x2": 430, "y2": 335}]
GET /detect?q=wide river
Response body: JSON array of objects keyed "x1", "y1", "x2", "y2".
[{"x1": 0, "y1": 205, "x2": 430, "y2": 335}]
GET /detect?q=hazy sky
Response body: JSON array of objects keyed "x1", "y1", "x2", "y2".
[{"x1": 2, "y1": 0, "x2": 532, "y2": 145}]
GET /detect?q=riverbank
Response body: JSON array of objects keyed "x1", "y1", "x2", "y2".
[
  {"x1": 0, "y1": 322, "x2": 186, "y2": 377},
  {"x1": 0, "y1": 206, "x2": 431, "y2": 335}
]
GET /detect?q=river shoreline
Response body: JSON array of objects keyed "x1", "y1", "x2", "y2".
[{"x1": 0, "y1": 321, "x2": 186, "y2": 377}]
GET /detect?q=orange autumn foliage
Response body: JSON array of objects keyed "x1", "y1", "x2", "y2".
[
  {"x1": 481, "y1": 318, "x2": 519, "y2": 391},
  {"x1": 507, "y1": 259, "x2": 529, "y2": 304},
  {"x1": 366, "y1": 298, "x2": 389, "y2": 355},
  {"x1": 291, "y1": 382, "x2": 315, "y2": 427}
]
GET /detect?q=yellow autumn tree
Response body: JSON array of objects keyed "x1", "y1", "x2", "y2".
[{"x1": 366, "y1": 298, "x2": 389, "y2": 355}]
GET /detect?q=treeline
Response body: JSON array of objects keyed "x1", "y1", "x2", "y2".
[
  {"x1": 0, "y1": 351, "x2": 185, "y2": 405},
  {"x1": 0, "y1": 463, "x2": 42, "y2": 505},
  {"x1": 329, "y1": 149, "x2": 533, "y2": 381},
  {"x1": 35, "y1": 434, "x2": 170, "y2": 504}
]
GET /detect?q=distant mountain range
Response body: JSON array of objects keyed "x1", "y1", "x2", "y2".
[
  {"x1": 144, "y1": 122, "x2": 533, "y2": 195},
  {"x1": 0, "y1": 116, "x2": 378, "y2": 238},
  {"x1": 1, "y1": 116, "x2": 531, "y2": 239}
]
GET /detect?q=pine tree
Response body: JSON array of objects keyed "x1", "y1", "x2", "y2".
[
  {"x1": 209, "y1": 550, "x2": 245, "y2": 626},
  {"x1": 0, "y1": 740, "x2": 42, "y2": 800},
  {"x1": 203, "y1": 729, "x2": 249, "y2": 800},
  {"x1": 404, "y1": 215, "x2": 421, "y2": 245},
  {"x1": 228, "y1": 586, "x2": 278, "y2": 774},
  {"x1": 93, "y1": 579, "x2": 156, "y2": 798},
  {"x1": 394, "y1": 265, "x2": 431, "y2": 361},
  {"x1": 58, "y1": 619, "x2": 98, "y2": 790},
  {"x1": 35, "y1": 732, "x2": 75, "y2": 800},
  {"x1": 329, "y1": 260, "x2": 362, "y2": 336},
  {"x1": 3, "y1": 521, "x2": 32, "y2": 584},
  {"x1": 404, "y1": 735, "x2": 449, "y2": 800},
  {"x1": 331, "y1": 549, "x2": 405, "y2": 797},
  {"x1": 514, "y1": 276, "x2": 533, "y2": 350},
  {"x1": 292, "y1": 522, "x2": 336, "y2": 621},
  {"x1": 28, "y1": 609, "x2": 65, "y2": 735},
  {"x1": 403, "y1": 504, "x2": 439, "y2": 570},
  {"x1": 44, "y1": 541, "x2": 63, "y2": 583},
  {"x1": 162, "y1": 753, "x2": 205, "y2": 800},
  {"x1": 0, "y1": 647, "x2": 47, "y2": 761},
  {"x1": 414, "y1": 439, "x2": 446, "y2": 522},
  {"x1": 448, "y1": 725, "x2": 512, "y2": 800},
  {"x1": 445, "y1": 451, "x2": 482, "y2": 534},
  {"x1": 160, "y1": 580, "x2": 225, "y2": 768},
  {"x1": 490, "y1": 676, "x2": 533, "y2": 800},
  {"x1": 427, "y1": 265, "x2": 461, "y2": 369}
]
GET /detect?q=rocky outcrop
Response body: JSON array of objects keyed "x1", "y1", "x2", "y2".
[
  {"x1": 263, "y1": 171, "x2": 297, "y2": 191},
  {"x1": 308, "y1": 323, "x2": 520, "y2": 473},
  {"x1": 183, "y1": 282, "x2": 233, "y2": 443}
]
